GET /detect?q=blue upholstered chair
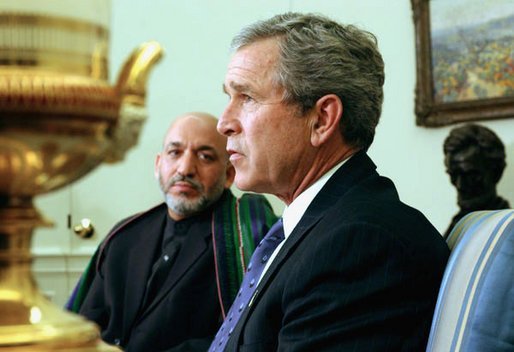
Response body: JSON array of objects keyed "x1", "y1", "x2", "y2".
[{"x1": 426, "y1": 209, "x2": 514, "y2": 352}]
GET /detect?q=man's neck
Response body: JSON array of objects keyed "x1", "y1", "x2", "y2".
[{"x1": 278, "y1": 147, "x2": 358, "y2": 205}]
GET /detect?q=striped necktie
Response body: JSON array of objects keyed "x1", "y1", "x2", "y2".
[{"x1": 209, "y1": 219, "x2": 285, "y2": 351}]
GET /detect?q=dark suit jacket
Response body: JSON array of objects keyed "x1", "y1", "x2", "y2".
[
  {"x1": 80, "y1": 203, "x2": 220, "y2": 352},
  {"x1": 225, "y1": 152, "x2": 450, "y2": 351}
]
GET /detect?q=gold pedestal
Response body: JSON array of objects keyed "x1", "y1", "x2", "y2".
[
  {"x1": 0, "y1": 8, "x2": 163, "y2": 351},
  {"x1": 0, "y1": 200, "x2": 119, "y2": 351}
]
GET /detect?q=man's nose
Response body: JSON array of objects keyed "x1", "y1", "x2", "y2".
[
  {"x1": 218, "y1": 104, "x2": 239, "y2": 137},
  {"x1": 177, "y1": 153, "x2": 196, "y2": 177}
]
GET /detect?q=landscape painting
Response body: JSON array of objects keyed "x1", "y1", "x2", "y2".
[
  {"x1": 430, "y1": 0, "x2": 514, "y2": 103},
  {"x1": 412, "y1": 0, "x2": 514, "y2": 126}
]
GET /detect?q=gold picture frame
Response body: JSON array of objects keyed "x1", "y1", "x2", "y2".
[{"x1": 412, "y1": 0, "x2": 514, "y2": 127}]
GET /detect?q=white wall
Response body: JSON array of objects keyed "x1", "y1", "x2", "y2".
[{"x1": 35, "y1": 0, "x2": 514, "y2": 244}]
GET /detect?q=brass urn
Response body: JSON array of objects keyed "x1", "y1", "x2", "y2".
[{"x1": 0, "y1": 1, "x2": 163, "y2": 350}]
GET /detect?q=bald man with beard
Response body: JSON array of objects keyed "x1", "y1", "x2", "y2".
[{"x1": 71, "y1": 113, "x2": 277, "y2": 352}]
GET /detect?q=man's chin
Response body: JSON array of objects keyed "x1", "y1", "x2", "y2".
[
  {"x1": 166, "y1": 193, "x2": 201, "y2": 206},
  {"x1": 169, "y1": 190, "x2": 200, "y2": 200},
  {"x1": 166, "y1": 197, "x2": 203, "y2": 215},
  {"x1": 234, "y1": 175, "x2": 257, "y2": 192}
]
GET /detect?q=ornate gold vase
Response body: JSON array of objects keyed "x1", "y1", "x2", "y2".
[{"x1": 0, "y1": 1, "x2": 163, "y2": 350}]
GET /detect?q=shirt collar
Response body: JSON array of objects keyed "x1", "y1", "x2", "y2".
[{"x1": 282, "y1": 158, "x2": 350, "y2": 238}]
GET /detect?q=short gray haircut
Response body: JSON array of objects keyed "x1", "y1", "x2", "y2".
[{"x1": 231, "y1": 12, "x2": 385, "y2": 151}]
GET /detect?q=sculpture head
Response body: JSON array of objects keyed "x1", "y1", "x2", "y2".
[{"x1": 443, "y1": 124, "x2": 506, "y2": 206}]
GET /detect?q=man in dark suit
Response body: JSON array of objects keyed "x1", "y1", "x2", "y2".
[
  {"x1": 211, "y1": 13, "x2": 450, "y2": 351},
  {"x1": 75, "y1": 113, "x2": 277, "y2": 351}
]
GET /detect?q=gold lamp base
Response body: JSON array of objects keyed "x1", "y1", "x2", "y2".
[
  {"x1": 0, "y1": 201, "x2": 119, "y2": 351},
  {"x1": 0, "y1": 305, "x2": 118, "y2": 351}
]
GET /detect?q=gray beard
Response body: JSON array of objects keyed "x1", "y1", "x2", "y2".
[{"x1": 161, "y1": 176, "x2": 226, "y2": 218}]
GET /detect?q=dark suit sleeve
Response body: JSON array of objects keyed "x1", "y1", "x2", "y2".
[
  {"x1": 277, "y1": 223, "x2": 439, "y2": 351},
  {"x1": 79, "y1": 248, "x2": 110, "y2": 331},
  {"x1": 77, "y1": 217, "x2": 136, "y2": 327}
]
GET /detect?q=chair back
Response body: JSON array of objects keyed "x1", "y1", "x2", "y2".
[{"x1": 426, "y1": 209, "x2": 514, "y2": 352}]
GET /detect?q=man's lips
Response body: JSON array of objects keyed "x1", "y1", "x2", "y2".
[
  {"x1": 227, "y1": 148, "x2": 243, "y2": 162},
  {"x1": 170, "y1": 182, "x2": 197, "y2": 192}
]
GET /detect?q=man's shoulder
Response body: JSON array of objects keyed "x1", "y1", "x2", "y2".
[
  {"x1": 92, "y1": 203, "x2": 167, "y2": 272},
  {"x1": 98, "y1": 203, "x2": 167, "y2": 254},
  {"x1": 109, "y1": 203, "x2": 168, "y2": 235},
  {"x1": 318, "y1": 159, "x2": 442, "y2": 240}
]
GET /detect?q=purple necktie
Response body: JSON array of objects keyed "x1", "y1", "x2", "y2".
[{"x1": 209, "y1": 219, "x2": 285, "y2": 351}]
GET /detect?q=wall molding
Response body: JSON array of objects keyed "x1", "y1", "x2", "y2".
[{"x1": 32, "y1": 249, "x2": 95, "y2": 274}]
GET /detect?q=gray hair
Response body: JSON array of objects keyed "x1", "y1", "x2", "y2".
[{"x1": 231, "y1": 12, "x2": 385, "y2": 151}]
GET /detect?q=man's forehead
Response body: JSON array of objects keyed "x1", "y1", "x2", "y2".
[
  {"x1": 164, "y1": 138, "x2": 219, "y2": 151},
  {"x1": 165, "y1": 130, "x2": 226, "y2": 153},
  {"x1": 225, "y1": 40, "x2": 279, "y2": 80}
]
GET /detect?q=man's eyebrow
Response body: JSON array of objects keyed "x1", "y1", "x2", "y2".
[
  {"x1": 197, "y1": 145, "x2": 218, "y2": 153},
  {"x1": 165, "y1": 141, "x2": 183, "y2": 149},
  {"x1": 165, "y1": 141, "x2": 219, "y2": 154},
  {"x1": 222, "y1": 81, "x2": 252, "y2": 94}
]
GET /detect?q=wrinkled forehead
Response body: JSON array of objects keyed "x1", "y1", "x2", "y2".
[{"x1": 226, "y1": 39, "x2": 281, "y2": 86}]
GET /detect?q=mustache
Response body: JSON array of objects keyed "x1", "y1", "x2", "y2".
[{"x1": 164, "y1": 175, "x2": 203, "y2": 192}]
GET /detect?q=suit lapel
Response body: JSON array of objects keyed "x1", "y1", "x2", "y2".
[
  {"x1": 123, "y1": 205, "x2": 167, "y2": 332},
  {"x1": 234, "y1": 151, "x2": 378, "y2": 338},
  {"x1": 138, "y1": 217, "x2": 212, "y2": 317}
]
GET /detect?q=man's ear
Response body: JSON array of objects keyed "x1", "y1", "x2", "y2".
[
  {"x1": 310, "y1": 94, "x2": 343, "y2": 147},
  {"x1": 154, "y1": 154, "x2": 161, "y2": 179},
  {"x1": 224, "y1": 162, "x2": 236, "y2": 188}
]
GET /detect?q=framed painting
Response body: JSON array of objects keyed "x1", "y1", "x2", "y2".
[{"x1": 412, "y1": 0, "x2": 514, "y2": 126}]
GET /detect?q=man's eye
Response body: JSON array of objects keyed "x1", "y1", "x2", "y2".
[
  {"x1": 199, "y1": 153, "x2": 215, "y2": 161},
  {"x1": 242, "y1": 94, "x2": 254, "y2": 102},
  {"x1": 167, "y1": 149, "x2": 180, "y2": 157}
]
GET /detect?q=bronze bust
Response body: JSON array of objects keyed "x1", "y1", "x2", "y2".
[{"x1": 443, "y1": 124, "x2": 510, "y2": 238}]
